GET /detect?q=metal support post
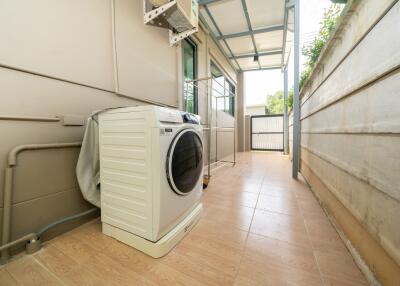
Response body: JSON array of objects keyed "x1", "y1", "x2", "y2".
[
  {"x1": 292, "y1": 0, "x2": 300, "y2": 178},
  {"x1": 283, "y1": 68, "x2": 289, "y2": 155}
]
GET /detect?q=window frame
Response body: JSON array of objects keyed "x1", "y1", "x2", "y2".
[
  {"x1": 182, "y1": 37, "x2": 198, "y2": 115},
  {"x1": 210, "y1": 60, "x2": 236, "y2": 117}
]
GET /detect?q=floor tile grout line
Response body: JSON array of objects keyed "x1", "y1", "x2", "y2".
[
  {"x1": 234, "y1": 171, "x2": 265, "y2": 282},
  {"x1": 5, "y1": 268, "x2": 23, "y2": 286},
  {"x1": 231, "y1": 160, "x2": 264, "y2": 284},
  {"x1": 32, "y1": 256, "x2": 68, "y2": 286},
  {"x1": 297, "y1": 192, "x2": 327, "y2": 285},
  {"x1": 247, "y1": 227, "x2": 314, "y2": 251}
]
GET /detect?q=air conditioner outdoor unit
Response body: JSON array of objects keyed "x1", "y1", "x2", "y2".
[{"x1": 144, "y1": 0, "x2": 198, "y2": 45}]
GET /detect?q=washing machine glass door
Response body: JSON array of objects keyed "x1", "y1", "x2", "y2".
[{"x1": 167, "y1": 129, "x2": 203, "y2": 195}]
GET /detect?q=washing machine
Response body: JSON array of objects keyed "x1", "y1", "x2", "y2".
[{"x1": 98, "y1": 106, "x2": 203, "y2": 257}]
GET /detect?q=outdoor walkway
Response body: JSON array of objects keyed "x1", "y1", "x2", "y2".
[{"x1": 0, "y1": 152, "x2": 368, "y2": 286}]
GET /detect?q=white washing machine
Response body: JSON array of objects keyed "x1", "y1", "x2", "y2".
[{"x1": 98, "y1": 106, "x2": 203, "y2": 257}]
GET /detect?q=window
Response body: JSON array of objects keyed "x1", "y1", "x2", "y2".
[
  {"x1": 182, "y1": 38, "x2": 197, "y2": 114},
  {"x1": 226, "y1": 80, "x2": 235, "y2": 116},
  {"x1": 211, "y1": 61, "x2": 235, "y2": 116}
]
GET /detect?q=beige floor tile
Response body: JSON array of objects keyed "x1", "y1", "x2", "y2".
[
  {"x1": 245, "y1": 233, "x2": 320, "y2": 275},
  {"x1": 51, "y1": 233, "x2": 98, "y2": 265},
  {"x1": 203, "y1": 190, "x2": 259, "y2": 208},
  {"x1": 57, "y1": 263, "x2": 110, "y2": 286},
  {"x1": 235, "y1": 255, "x2": 323, "y2": 286},
  {"x1": 256, "y1": 194, "x2": 301, "y2": 216},
  {"x1": 68, "y1": 219, "x2": 115, "y2": 252},
  {"x1": 0, "y1": 268, "x2": 19, "y2": 286},
  {"x1": 160, "y1": 248, "x2": 235, "y2": 286},
  {"x1": 305, "y1": 218, "x2": 349, "y2": 254},
  {"x1": 173, "y1": 242, "x2": 240, "y2": 277},
  {"x1": 314, "y1": 250, "x2": 368, "y2": 285},
  {"x1": 190, "y1": 219, "x2": 248, "y2": 249},
  {"x1": 232, "y1": 180, "x2": 262, "y2": 194},
  {"x1": 260, "y1": 184, "x2": 297, "y2": 199},
  {"x1": 3, "y1": 152, "x2": 369, "y2": 286},
  {"x1": 104, "y1": 239, "x2": 206, "y2": 286},
  {"x1": 82, "y1": 252, "x2": 156, "y2": 286},
  {"x1": 181, "y1": 231, "x2": 243, "y2": 263},
  {"x1": 34, "y1": 244, "x2": 77, "y2": 277},
  {"x1": 6, "y1": 256, "x2": 63, "y2": 286},
  {"x1": 250, "y1": 209, "x2": 312, "y2": 248},
  {"x1": 322, "y1": 276, "x2": 369, "y2": 286},
  {"x1": 202, "y1": 204, "x2": 255, "y2": 231}
]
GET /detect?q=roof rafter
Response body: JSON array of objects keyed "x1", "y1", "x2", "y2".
[
  {"x1": 229, "y1": 50, "x2": 282, "y2": 59},
  {"x1": 243, "y1": 66, "x2": 281, "y2": 72},
  {"x1": 203, "y1": 5, "x2": 242, "y2": 71},
  {"x1": 198, "y1": 0, "x2": 225, "y2": 5},
  {"x1": 240, "y1": 0, "x2": 261, "y2": 68},
  {"x1": 216, "y1": 24, "x2": 284, "y2": 40}
]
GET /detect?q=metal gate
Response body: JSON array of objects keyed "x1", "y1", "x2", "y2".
[{"x1": 251, "y1": 115, "x2": 284, "y2": 151}]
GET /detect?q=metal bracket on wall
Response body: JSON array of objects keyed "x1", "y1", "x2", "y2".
[
  {"x1": 143, "y1": 0, "x2": 199, "y2": 46},
  {"x1": 143, "y1": 1, "x2": 176, "y2": 26},
  {"x1": 169, "y1": 28, "x2": 198, "y2": 46}
]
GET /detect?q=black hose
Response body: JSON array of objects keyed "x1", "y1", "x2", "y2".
[{"x1": 37, "y1": 207, "x2": 99, "y2": 238}]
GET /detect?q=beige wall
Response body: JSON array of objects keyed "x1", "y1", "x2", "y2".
[
  {"x1": 294, "y1": 0, "x2": 400, "y2": 284},
  {"x1": 0, "y1": 0, "x2": 237, "y2": 247}
]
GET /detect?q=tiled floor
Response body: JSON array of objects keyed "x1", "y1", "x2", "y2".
[{"x1": 0, "y1": 152, "x2": 368, "y2": 286}]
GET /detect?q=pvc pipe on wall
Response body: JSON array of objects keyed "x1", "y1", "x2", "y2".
[
  {"x1": 0, "y1": 168, "x2": 13, "y2": 264},
  {"x1": 0, "y1": 115, "x2": 60, "y2": 122},
  {"x1": 0, "y1": 233, "x2": 37, "y2": 253},
  {"x1": 1, "y1": 142, "x2": 82, "y2": 264},
  {"x1": 7, "y1": 142, "x2": 82, "y2": 166}
]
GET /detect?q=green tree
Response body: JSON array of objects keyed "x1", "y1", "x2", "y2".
[
  {"x1": 300, "y1": 4, "x2": 344, "y2": 90},
  {"x1": 265, "y1": 91, "x2": 284, "y2": 115},
  {"x1": 265, "y1": 88, "x2": 294, "y2": 115},
  {"x1": 287, "y1": 88, "x2": 293, "y2": 111}
]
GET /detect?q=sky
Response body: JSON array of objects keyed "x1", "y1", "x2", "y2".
[{"x1": 245, "y1": 0, "x2": 333, "y2": 106}]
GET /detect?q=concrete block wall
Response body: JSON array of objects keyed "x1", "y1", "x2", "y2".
[{"x1": 294, "y1": 0, "x2": 400, "y2": 284}]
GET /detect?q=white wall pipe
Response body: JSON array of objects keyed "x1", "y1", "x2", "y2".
[{"x1": 1, "y1": 142, "x2": 82, "y2": 264}]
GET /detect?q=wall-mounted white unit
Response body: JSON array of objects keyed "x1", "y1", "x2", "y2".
[{"x1": 144, "y1": 0, "x2": 198, "y2": 45}]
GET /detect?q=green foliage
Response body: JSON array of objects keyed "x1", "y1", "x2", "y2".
[
  {"x1": 287, "y1": 88, "x2": 294, "y2": 111},
  {"x1": 300, "y1": 4, "x2": 344, "y2": 90},
  {"x1": 264, "y1": 88, "x2": 294, "y2": 115},
  {"x1": 265, "y1": 91, "x2": 284, "y2": 115}
]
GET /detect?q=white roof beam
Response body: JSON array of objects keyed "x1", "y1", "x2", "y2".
[
  {"x1": 198, "y1": 0, "x2": 225, "y2": 5},
  {"x1": 229, "y1": 50, "x2": 282, "y2": 59},
  {"x1": 217, "y1": 25, "x2": 284, "y2": 40}
]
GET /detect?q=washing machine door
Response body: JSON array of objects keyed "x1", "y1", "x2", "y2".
[{"x1": 167, "y1": 128, "x2": 203, "y2": 196}]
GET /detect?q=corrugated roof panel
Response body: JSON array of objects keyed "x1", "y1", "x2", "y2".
[
  {"x1": 207, "y1": 0, "x2": 248, "y2": 35},
  {"x1": 246, "y1": 0, "x2": 285, "y2": 29},
  {"x1": 199, "y1": 0, "x2": 290, "y2": 71},
  {"x1": 231, "y1": 59, "x2": 241, "y2": 70},
  {"x1": 282, "y1": 30, "x2": 293, "y2": 67},
  {"x1": 199, "y1": 8, "x2": 219, "y2": 36},
  {"x1": 282, "y1": 8, "x2": 294, "y2": 68},
  {"x1": 236, "y1": 57, "x2": 259, "y2": 70},
  {"x1": 259, "y1": 54, "x2": 282, "y2": 67},
  {"x1": 254, "y1": 30, "x2": 284, "y2": 52},
  {"x1": 219, "y1": 40, "x2": 232, "y2": 57},
  {"x1": 225, "y1": 36, "x2": 254, "y2": 55}
]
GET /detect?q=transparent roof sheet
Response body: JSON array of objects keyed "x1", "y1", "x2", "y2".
[{"x1": 199, "y1": 0, "x2": 293, "y2": 72}]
